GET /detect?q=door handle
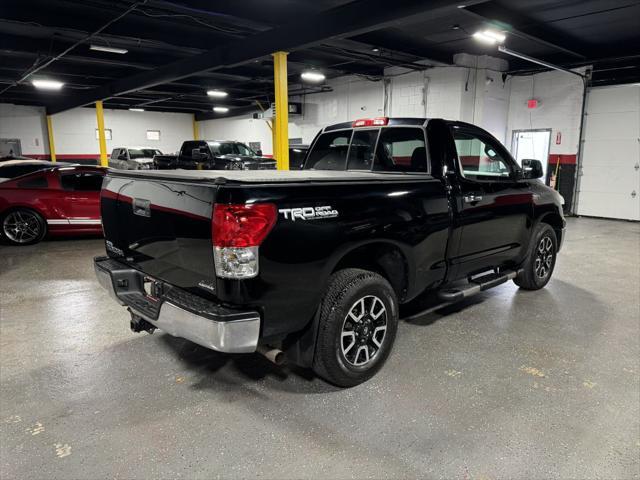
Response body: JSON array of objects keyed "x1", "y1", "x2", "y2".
[{"x1": 464, "y1": 194, "x2": 483, "y2": 204}]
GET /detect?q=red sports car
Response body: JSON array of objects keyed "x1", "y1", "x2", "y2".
[{"x1": 0, "y1": 163, "x2": 105, "y2": 245}]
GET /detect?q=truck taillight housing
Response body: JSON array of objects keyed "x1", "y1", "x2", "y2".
[{"x1": 212, "y1": 203, "x2": 277, "y2": 279}]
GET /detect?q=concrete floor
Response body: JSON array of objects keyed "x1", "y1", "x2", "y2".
[{"x1": 0, "y1": 217, "x2": 638, "y2": 479}]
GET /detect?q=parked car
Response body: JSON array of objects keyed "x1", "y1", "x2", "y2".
[
  {"x1": 109, "y1": 147, "x2": 161, "y2": 170},
  {"x1": 289, "y1": 144, "x2": 309, "y2": 170},
  {"x1": 154, "y1": 140, "x2": 276, "y2": 170},
  {"x1": 95, "y1": 117, "x2": 565, "y2": 387},
  {"x1": 0, "y1": 165, "x2": 105, "y2": 245}
]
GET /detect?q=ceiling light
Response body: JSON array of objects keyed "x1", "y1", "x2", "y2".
[
  {"x1": 32, "y1": 79, "x2": 64, "y2": 90},
  {"x1": 301, "y1": 71, "x2": 326, "y2": 83},
  {"x1": 472, "y1": 30, "x2": 506, "y2": 44},
  {"x1": 371, "y1": 47, "x2": 380, "y2": 52},
  {"x1": 213, "y1": 106, "x2": 229, "y2": 113},
  {"x1": 207, "y1": 90, "x2": 228, "y2": 98},
  {"x1": 90, "y1": 45, "x2": 128, "y2": 54},
  {"x1": 129, "y1": 108, "x2": 144, "y2": 112}
]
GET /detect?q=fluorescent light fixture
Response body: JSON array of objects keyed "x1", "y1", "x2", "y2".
[
  {"x1": 213, "y1": 106, "x2": 229, "y2": 113},
  {"x1": 207, "y1": 90, "x2": 228, "y2": 98},
  {"x1": 129, "y1": 108, "x2": 145, "y2": 112},
  {"x1": 32, "y1": 79, "x2": 64, "y2": 90},
  {"x1": 90, "y1": 45, "x2": 128, "y2": 54},
  {"x1": 472, "y1": 30, "x2": 506, "y2": 44},
  {"x1": 300, "y1": 71, "x2": 326, "y2": 83}
]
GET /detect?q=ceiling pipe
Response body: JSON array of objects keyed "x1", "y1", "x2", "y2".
[{"x1": 498, "y1": 45, "x2": 586, "y2": 79}]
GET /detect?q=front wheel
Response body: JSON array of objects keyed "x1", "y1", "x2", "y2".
[
  {"x1": 514, "y1": 223, "x2": 558, "y2": 290},
  {"x1": 313, "y1": 268, "x2": 398, "y2": 387},
  {"x1": 1, "y1": 208, "x2": 47, "y2": 246}
]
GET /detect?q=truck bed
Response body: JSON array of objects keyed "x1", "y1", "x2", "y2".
[{"x1": 108, "y1": 168, "x2": 433, "y2": 184}]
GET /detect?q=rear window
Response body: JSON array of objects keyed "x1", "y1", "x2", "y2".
[
  {"x1": 306, "y1": 127, "x2": 428, "y2": 173},
  {"x1": 305, "y1": 130, "x2": 352, "y2": 170},
  {"x1": 0, "y1": 164, "x2": 50, "y2": 179},
  {"x1": 374, "y1": 128, "x2": 427, "y2": 172}
]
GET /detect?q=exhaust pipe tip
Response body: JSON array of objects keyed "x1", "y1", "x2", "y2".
[{"x1": 257, "y1": 345, "x2": 285, "y2": 366}]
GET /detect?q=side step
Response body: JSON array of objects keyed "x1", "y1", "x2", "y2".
[{"x1": 438, "y1": 270, "x2": 519, "y2": 302}]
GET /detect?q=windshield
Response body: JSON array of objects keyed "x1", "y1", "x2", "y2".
[
  {"x1": 128, "y1": 149, "x2": 161, "y2": 159},
  {"x1": 208, "y1": 142, "x2": 256, "y2": 156}
]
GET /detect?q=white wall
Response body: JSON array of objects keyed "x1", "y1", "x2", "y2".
[
  {"x1": 0, "y1": 103, "x2": 193, "y2": 158},
  {"x1": 506, "y1": 69, "x2": 585, "y2": 156},
  {"x1": 0, "y1": 104, "x2": 48, "y2": 155}
]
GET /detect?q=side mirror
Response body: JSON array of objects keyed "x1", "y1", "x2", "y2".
[
  {"x1": 522, "y1": 159, "x2": 544, "y2": 179},
  {"x1": 191, "y1": 147, "x2": 208, "y2": 160},
  {"x1": 256, "y1": 149, "x2": 263, "y2": 156}
]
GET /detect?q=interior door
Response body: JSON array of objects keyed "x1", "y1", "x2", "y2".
[
  {"x1": 449, "y1": 124, "x2": 534, "y2": 276},
  {"x1": 511, "y1": 129, "x2": 552, "y2": 184}
]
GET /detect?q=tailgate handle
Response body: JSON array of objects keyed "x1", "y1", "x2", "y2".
[{"x1": 132, "y1": 198, "x2": 151, "y2": 217}]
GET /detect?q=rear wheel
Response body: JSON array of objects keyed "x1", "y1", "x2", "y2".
[
  {"x1": 1, "y1": 209, "x2": 47, "y2": 246},
  {"x1": 514, "y1": 223, "x2": 557, "y2": 290},
  {"x1": 313, "y1": 268, "x2": 398, "y2": 387}
]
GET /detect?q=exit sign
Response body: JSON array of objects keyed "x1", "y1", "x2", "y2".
[{"x1": 527, "y1": 99, "x2": 540, "y2": 109}]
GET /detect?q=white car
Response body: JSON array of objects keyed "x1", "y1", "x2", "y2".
[{"x1": 109, "y1": 147, "x2": 162, "y2": 170}]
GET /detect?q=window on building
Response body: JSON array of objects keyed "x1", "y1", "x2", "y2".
[
  {"x1": 146, "y1": 130, "x2": 161, "y2": 141},
  {"x1": 95, "y1": 129, "x2": 112, "y2": 140}
]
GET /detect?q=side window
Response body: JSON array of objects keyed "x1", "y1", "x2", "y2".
[
  {"x1": 118, "y1": 150, "x2": 128, "y2": 160},
  {"x1": 17, "y1": 175, "x2": 48, "y2": 189},
  {"x1": 374, "y1": 128, "x2": 428, "y2": 172},
  {"x1": 452, "y1": 129, "x2": 512, "y2": 181},
  {"x1": 180, "y1": 141, "x2": 200, "y2": 157},
  {"x1": 346, "y1": 129, "x2": 379, "y2": 170},
  {"x1": 305, "y1": 130, "x2": 352, "y2": 170},
  {"x1": 60, "y1": 173, "x2": 104, "y2": 191}
]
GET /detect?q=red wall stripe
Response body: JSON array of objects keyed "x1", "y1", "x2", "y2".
[{"x1": 548, "y1": 154, "x2": 577, "y2": 166}]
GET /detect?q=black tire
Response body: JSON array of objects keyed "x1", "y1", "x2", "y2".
[
  {"x1": 1, "y1": 208, "x2": 47, "y2": 246},
  {"x1": 514, "y1": 223, "x2": 557, "y2": 290},
  {"x1": 313, "y1": 268, "x2": 398, "y2": 387}
]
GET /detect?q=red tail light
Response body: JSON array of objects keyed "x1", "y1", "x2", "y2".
[
  {"x1": 353, "y1": 117, "x2": 389, "y2": 127},
  {"x1": 212, "y1": 203, "x2": 277, "y2": 248}
]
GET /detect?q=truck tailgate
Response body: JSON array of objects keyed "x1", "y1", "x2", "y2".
[{"x1": 101, "y1": 173, "x2": 217, "y2": 294}]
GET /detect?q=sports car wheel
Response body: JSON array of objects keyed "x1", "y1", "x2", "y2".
[{"x1": 1, "y1": 209, "x2": 47, "y2": 246}]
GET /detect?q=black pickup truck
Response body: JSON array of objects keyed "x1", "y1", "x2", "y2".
[
  {"x1": 153, "y1": 140, "x2": 276, "y2": 170},
  {"x1": 95, "y1": 117, "x2": 565, "y2": 387}
]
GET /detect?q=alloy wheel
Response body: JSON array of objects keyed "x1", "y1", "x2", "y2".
[
  {"x1": 534, "y1": 235, "x2": 554, "y2": 279},
  {"x1": 3, "y1": 211, "x2": 41, "y2": 244},
  {"x1": 340, "y1": 295, "x2": 388, "y2": 367}
]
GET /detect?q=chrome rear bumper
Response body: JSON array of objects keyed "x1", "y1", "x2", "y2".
[{"x1": 94, "y1": 257, "x2": 260, "y2": 353}]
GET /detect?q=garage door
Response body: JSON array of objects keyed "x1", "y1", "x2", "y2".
[{"x1": 577, "y1": 85, "x2": 640, "y2": 220}]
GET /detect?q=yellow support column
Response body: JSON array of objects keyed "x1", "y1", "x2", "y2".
[
  {"x1": 95, "y1": 100, "x2": 108, "y2": 167},
  {"x1": 193, "y1": 114, "x2": 199, "y2": 140},
  {"x1": 46, "y1": 115, "x2": 56, "y2": 162},
  {"x1": 272, "y1": 51, "x2": 289, "y2": 170}
]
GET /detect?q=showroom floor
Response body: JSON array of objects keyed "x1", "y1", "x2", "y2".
[{"x1": 1, "y1": 217, "x2": 638, "y2": 479}]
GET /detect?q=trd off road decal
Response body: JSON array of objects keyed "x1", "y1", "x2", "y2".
[{"x1": 279, "y1": 205, "x2": 339, "y2": 221}]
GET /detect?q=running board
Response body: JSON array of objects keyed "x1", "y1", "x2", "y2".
[{"x1": 437, "y1": 270, "x2": 519, "y2": 302}]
